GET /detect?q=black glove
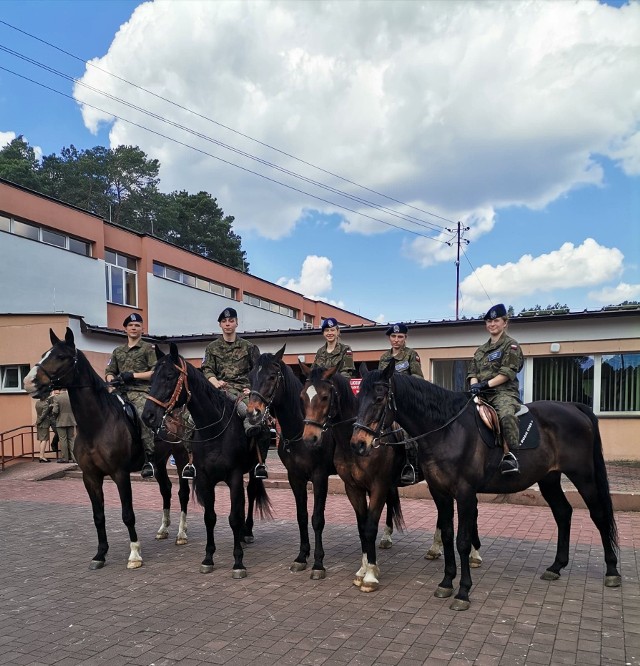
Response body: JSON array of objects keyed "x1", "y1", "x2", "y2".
[
  {"x1": 469, "y1": 380, "x2": 489, "y2": 395},
  {"x1": 119, "y1": 371, "x2": 135, "y2": 384}
]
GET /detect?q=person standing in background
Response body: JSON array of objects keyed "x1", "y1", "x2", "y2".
[
  {"x1": 51, "y1": 389, "x2": 77, "y2": 464},
  {"x1": 34, "y1": 396, "x2": 53, "y2": 462}
]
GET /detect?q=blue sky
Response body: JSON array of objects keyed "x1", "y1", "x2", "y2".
[{"x1": 1, "y1": 0, "x2": 638, "y2": 325}]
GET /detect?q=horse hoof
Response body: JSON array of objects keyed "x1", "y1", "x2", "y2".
[
  {"x1": 89, "y1": 560, "x2": 105, "y2": 570},
  {"x1": 434, "y1": 586, "x2": 454, "y2": 598},
  {"x1": 360, "y1": 581, "x2": 379, "y2": 593},
  {"x1": 155, "y1": 532, "x2": 169, "y2": 541},
  {"x1": 424, "y1": 551, "x2": 442, "y2": 560},
  {"x1": 378, "y1": 538, "x2": 392, "y2": 550},
  {"x1": 450, "y1": 598, "x2": 470, "y2": 611},
  {"x1": 232, "y1": 569, "x2": 247, "y2": 579},
  {"x1": 200, "y1": 564, "x2": 214, "y2": 574},
  {"x1": 540, "y1": 570, "x2": 561, "y2": 581},
  {"x1": 175, "y1": 537, "x2": 188, "y2": 546},
  {"x1": 353, "y1": 576, "x2": 363, "y2": 587},
  {"x1": 605, "y1": 575, "x2": 622, "y2": 588},
  {"x1": 127, "y1": 560, "x2": 143, "y2": 570},
  {"x1": 470, "y1": 558, "x2": 482, "y2": 569},
  {"x1": 243, "y1": 535, "x2": 255, "y2": 544},
  {"x1": 290, "y1": 561, "x2": 307, "y2": 573},
  {"x1": 310, "y1": 569, "x2": 326, "y2": 580}
]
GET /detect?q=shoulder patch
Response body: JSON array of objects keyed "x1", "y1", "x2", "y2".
[
  {"x1": 510, "y1": 344, "x2": 519, "y2": 350},
  {"x1": 345, "y1": 349, "x2": 352, "y2": 356},
  {"x1": 414, "y1": 353, "x2": 421, "y2": 362}
]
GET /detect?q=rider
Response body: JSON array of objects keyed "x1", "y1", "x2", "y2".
[
  {"x1": 312, "y1": 318, "x2": 355, "y2": 377},
  {"x1": 201, "y1": 307, "x2": 270, "y2": 479},
  {"x1": 105, "y1": 313, "x2": 157, "y2": 479},
  {"x1": 379, "y1": 323, "x2": 424, "y2": 485},
  {"x1": 468, "y1": 303, "x2": 524, "y2": 475}
]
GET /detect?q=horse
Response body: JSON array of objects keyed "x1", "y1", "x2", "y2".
[
  {"x1": 299, "y1": 364, "x2": 405, "y2": 591},
  {"x1": 351, "y1": 360, "x2": 621, "y2": 610},
  {"x1": 22, "y1": 327, "x2": 193, "y2": 568},
  {"x1": 142, "y1": 343, "x2": 272, "y2": 578}
]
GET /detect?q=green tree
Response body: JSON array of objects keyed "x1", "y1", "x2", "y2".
[{"x1": 0, "y1": 136, "x2": 42, "y2": 190}]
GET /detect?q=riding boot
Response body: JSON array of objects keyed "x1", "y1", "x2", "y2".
[
  {"x1": 499, "y1": 415, "x2": 520, "y2": 475},
  {"x1": 141, "y1": 456, "x2": 155, "y2": 479},
  {"x1": 399, "y1": 440, "x2": 418, "y2": 485}
]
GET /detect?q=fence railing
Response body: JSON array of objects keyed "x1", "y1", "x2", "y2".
[{"x1": 0, "y1": 424, "x2": 44, "y2": 471}]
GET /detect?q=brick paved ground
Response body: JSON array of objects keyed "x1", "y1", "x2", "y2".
[{"x1": 0, "y1": 460, "x2": 639, "y2": 666}]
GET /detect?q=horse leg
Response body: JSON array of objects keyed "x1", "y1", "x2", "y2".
[
  {"x1": 228, "y1": 471, "x2": 247, "y2": 578},
  {"x1": 309, "y1": 474, "x2": 329, "y2": 580},
  {"x1": 431, "y1": 492, "x2": 457, "y2": 599},
  {"x1": 359, "y1": 485, "x2": 389, "y2": 593},
  {"x1": 379, "y1": 486, "x2": 398, "y2": 550},
  {"x1": 426, "y1": 524, "x2": 482, "y2": 567},
  {"x1": 344, "y1": 484, "x2": 372, "y2": 588},
  {"x1": 537, "y1": 473, "x2": 572, "y2": 581},
  {"x1": 243, "y1": 475, "x2": 257, "y2": 544},
  {"x1": 174, "y1": 446, "x2": 190, "y2": 545},
  {"x1": 470, "y1": 513, "x2": 483, "y2": 568},
  {"x1": 200, "y1": 481, "x2": 217, "y2": 573},
  {"x1": 154, "y1": 461, "x2": 172, "y2": 541},
  {"x1": 289, "y1": 476, "x2": 311, "y2": 572},
  {"x1": 451, "y1": 492, "x2": 478, "y2": 611},
  {"x1": 82, "y1": 475, "x2": 109, "y2": 570},
  {"x1": 112, "y1": 471, "x2": 142, "y2": 569},
  {"x1": 425, "y1": 525, "x2": 443, "y2": 560}
]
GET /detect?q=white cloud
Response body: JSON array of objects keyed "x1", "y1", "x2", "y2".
[
  {"x1": 277, "y1": 255, "x2": 340, "y2": 304},
  {"x1": 588, "y1": 282, "x2": 640, "y2": 304},
  {"x1": 74, "y1": 0, "x2": 640, "y2": 252},
  {"x1": 0, "y1": 131, "x2": 16, "y2": 148},
  {"x1": 459, "y1": 238, "x2": 624, "y2": 312}
]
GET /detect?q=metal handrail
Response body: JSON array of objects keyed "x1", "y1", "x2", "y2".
[{"x1": 0, "y1": 424, "x2": 50, "y2": 471}]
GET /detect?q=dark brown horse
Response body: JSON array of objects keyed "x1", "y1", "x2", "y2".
[
  {"x1": 142, "y1": 343, "x2": 272, "y2": 578},
  {"x1": 299, "y1": 364, "x2": 405, "y2": 591},
  {"x1": 351, "y1": 361, "x2": 621, "y2": 610}
]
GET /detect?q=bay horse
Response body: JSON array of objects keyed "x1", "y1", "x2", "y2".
[
  {"x1": 351, "y1": 360, "x2": 621, "y2": 610},
  {"x1": 24, "y1": 328, "x2": 159, "y2": 569},
  {"x1": 299, "y1": 364, "x2": 405, "y2": 591},
  {"x1": 142, "y1": 343, "x2": 272, "y2": 578}
]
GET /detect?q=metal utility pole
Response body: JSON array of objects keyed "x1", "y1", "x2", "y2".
[{"x1": 446, "y1": 221, "x2": 470, "y2": 320}]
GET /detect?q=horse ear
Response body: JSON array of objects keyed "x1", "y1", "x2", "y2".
[
  {"x1": 64, "y1": 327, "x2": 75, "y2": 347},
  {"x1": 155, "y1": 345, "x2": 165, "y2": 359},
  {"x1": 359, "y1": 362, "x2": 369, "y2": 378},
  {"x1": 381, "y1": 358, "x2": 396, "y2": 381},
  {"x1": 274, "y1": 344, "x2": 286, "y2": 361},
  {"x1": 169, "y1": 342, "x2": 180, "y2": 361},
  {"x1": 321, "y1": 366, "x2": 338, "y2": 380},
  {"x1": 299, "y1": 361, "x2": 311, "y2": 378},
  {"x1": 50, "y1": 329, "x2": 61, "y2": 346}
]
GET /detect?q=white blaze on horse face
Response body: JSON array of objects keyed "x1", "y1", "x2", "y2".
[
  {"x1": 305, "y1": 385, "x2": 318, "y2": 402},
  {"x1": 23, "y1": 350, "x2": 49, "y2": 393}
]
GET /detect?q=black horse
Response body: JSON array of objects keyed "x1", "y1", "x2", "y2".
[
  {"x1": 142, "y1": 343, "x2": 272, "y2": 578},
  {"x1": 300, "y1": 364, "x2": 405, "y2": 591},
  {"x1": 24, "y1": 327, "x2": 181, "y2": 569},
  {"x1": 351, "y1": 361, "x2": 621, "y2": 610}
]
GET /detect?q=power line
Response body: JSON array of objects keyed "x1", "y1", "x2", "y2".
[
  {"x1": 461, "y1": 245, "x2": 494, "y2": 311},
  {"x1": 0, "y1": 64, "x2": 454, "y2": 245},
  {"x1": 0, "y1": 18, "x2": 456, "y2": 232}
]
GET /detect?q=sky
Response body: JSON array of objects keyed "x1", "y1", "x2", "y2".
[{"x1": 0, "y1": 0, "x2": 638, "y2": 325}]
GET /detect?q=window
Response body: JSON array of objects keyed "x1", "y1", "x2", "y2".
[
  {"x1": 600, "y1": 353, "x2": 640, "y2": 413},
  {"x1": 0, "y1": 213, "x2": 92, "y2": 256},
  {"x1": 432, "y1": 359, "x2": 470, "y2": 392},
  {"x1": 12, "y1": 219, "x2": 39, "y2": 240},
  {"x1": 105, "y1": 250, "x2": 137, "y2": 306},
  {"x1": 242, "y1": 293, "x2": 298, "y2": 319},
  {"x1": 0, "y1": 213, "x2": 10, "y2": 232},
  {"x1": 533, "y1": 356, "x2": 593, "y2": 407},
  {"x1": 41, "y1": 228, "x2": 66, "y2": 248},
  {"x1": 68, "y1": 237, "x2": 91, "y2": 256},
  {"x1": 153, "y1": 261, "x2": 236, "y2": 298},
  {"x1": 303, "y1": 314, "x2": 314, "y2": 329},
  {"x1": 0, "y1": 364, "x2": 30, "y2": 392}
]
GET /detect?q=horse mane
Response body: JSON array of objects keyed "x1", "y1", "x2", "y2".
[
  {"x1": 181, "y1": 356, "x2": 236, "y2": 414},
  {"x1": 310, "y1": 367, "x2": 357, "y2": 417},
  {"x1": 74, "y1": 348, "x2": 123, "y2": 416}
]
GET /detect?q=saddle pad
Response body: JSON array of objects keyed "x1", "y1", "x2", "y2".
[{"x1": 475, "y1": 407, "x2": 540, "y2": 450}]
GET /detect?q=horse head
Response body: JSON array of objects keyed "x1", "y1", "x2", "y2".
[
  {"x1": 300, "y1": 364, "x2": 339, "y2": 446},
  {"x1": 350, "y1": 360, "x2": 397, "y2": 455},
  {"x1": 142, "y1": 342, "x2": 190, "y2": 433},
  {"x1": 23, "y1": 327, "x2": 78, "y2": 398},
  {"x1": 247, "y1": 344, "x2": 286, "y2": 425}
]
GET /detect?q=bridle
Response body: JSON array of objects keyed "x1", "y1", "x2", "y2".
[
  {"x1": 248, "y1": 363, "x2": 283, "y2": 425},
  {"x1": 146, "y1": 356, "x2": 191, "y2": 413},
  {"x1": 302, "y1": 379, "x2": 354, "y2": 432},
  {"x1": 35, "y1": 347, "x2": 79, "y2": 390},
  {"x1": 353, "y1": 379, "x2": 398, "y2": 447}
]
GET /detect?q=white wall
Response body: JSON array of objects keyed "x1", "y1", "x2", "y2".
[{"x1": 0, "y1": 233, "x2": 107, "y2": 325}]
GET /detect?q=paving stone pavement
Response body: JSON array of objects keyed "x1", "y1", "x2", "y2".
[{"x1": 0, "y1": 461, "x2": 639, "y2": 666}]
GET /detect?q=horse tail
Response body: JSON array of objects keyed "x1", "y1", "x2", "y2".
[
  {"x1": 387, "y1": 485, "x2": 405, "y2": 533},
  {"x1": 252, "y1": 478, "x2": 274, "y2": 521},
  {"x1": 574, "y1": 403, "x2": 619, "y2": 551}
]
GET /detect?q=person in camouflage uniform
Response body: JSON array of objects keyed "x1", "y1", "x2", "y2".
[
  {"x1": 378, "y1": 323, "x2": 424, "y2": 377},
  {"x1": 312, "y1": 318, "x2": 355, "y2": 377},
  {"x1": 379, "y1": 323, "x2": 424, "y2": 485},
  {"x1": 468, "y1": 303, "x2": 524, "y2": 475},
  {"x1": 105, "y1": 313, "x2": 158, "y2": 478},
  {"x1": 201, "y1": 307, "x2": 269, "y2": 478}
]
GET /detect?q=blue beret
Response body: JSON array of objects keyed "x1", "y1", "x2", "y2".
[
  {"x1": 484, "y1": 304, "x2": 507, "y2": 320},
  {"x1": 123, "y1": 313, "x2": 143, "y2": 326},
  {"x1": 386, "y1": 323, "x2": 408, "y2": 335},
  {"x1": 321, "y1": 318, "x2": 338, "y2": 330},
  {"x1": 218, "y1": 307, "x2": 238, "y2": 322}
]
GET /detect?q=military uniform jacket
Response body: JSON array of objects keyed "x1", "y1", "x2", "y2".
[
  {"x1": 467, "y1": 333, "x2": 524, "y2": 399},
  {"x1": 105, "y1": 340, "x2": 157, "y2": 394},
  {"x1": 312, "y1": 342, "x2": 355, "y2": 378},
  {"x1": 35, "y1": 397, "x2": 53, "y2": 428},
  {"x1": 202, "y1": 337, "x2": 258, "y2": 393},
  {"x1": 51, "y1": 391, "x2": 77, "y2": 427},
  {"x1": 379, "y1": 347, "x2": 424, "y2": 377}
]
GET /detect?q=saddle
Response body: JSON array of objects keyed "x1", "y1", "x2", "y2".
[
  {"x1": 114, "y1": 393, "x2": 142, "y2": 442},
  {"x1": 474, "y1": 397, "x2": 540, "y2": 450}
]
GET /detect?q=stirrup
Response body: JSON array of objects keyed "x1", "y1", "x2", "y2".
[
  {"x1": 181, "y1": 463, "x2": 196, "y2": 480},
  {"x1": 141, "y1": 461, "x2": 155, "y2": 479},
  {"x1": 500, "y1": 451, "x2": 519, "y2": 475},
  {"x1": 400, "y1": 464, "x2": 416, "y2": 486},
  {"x1": 254, "y1": 463, "x2": 268, "y2": 480}
]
